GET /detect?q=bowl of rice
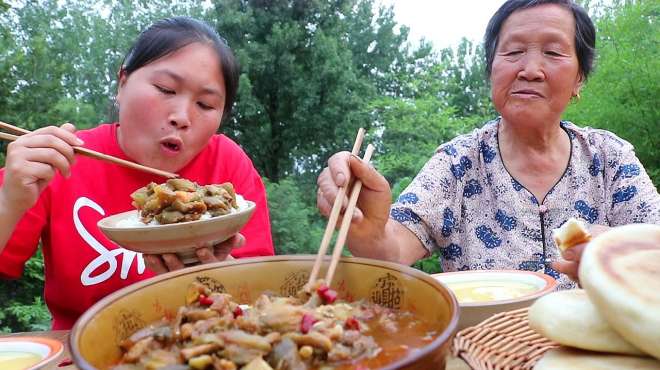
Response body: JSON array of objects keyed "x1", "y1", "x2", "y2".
[{"x1": 97, "y1": 180, "x2": 256, "y2": 264}]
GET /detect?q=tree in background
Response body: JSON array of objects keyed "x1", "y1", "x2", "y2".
[
  {"x1": 264, "y1": 179, "x2": 325, "y2": 255},
  {"x1": 213, "y1": 0, "x2": 415, "y2": 183},
  {"x1": 0, "y1": 0, "x2": 209, "y2": 131},
  {"x1": 0, "y1": 0, "x2": 215, "y2": 333},
  {"x1": 0, "y1": 0, "x2": 657, "y2": 332},
  {"x1": 565, "y1": 0, "x2": 659, "y2": 185},
  {"x1": 374, "y1": 41, "x2": 496, "y2": 186},
  {"x1": 0, "y1": 250, "x2": 50, "y2": 332}
]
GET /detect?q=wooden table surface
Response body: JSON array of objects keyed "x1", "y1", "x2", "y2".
[{"x1": 3, "y1": 330, "x2": 471, "y2": 370}]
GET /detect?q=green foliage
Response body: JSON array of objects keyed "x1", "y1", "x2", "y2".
[
  {"x1": 564, "y1": 0, "x2": 659, "y2": 186},
  {"x1": 264, "y1": 178, "x2": 325, "y2": 255},
  {"x1": 0, "y1": 0, "x2": 211, "y2": 131},
  {"x1": 437, "y1": 39, "x2": 495, "y2": 118},
  {"x1": 412, "y1": 253, "x2": 443, "y2": 274},
  {"x1": 215, "y1": 0, "x2": 410, "y2": 181},
  {"x1": 0, "y1": 250, "x2": 51, "y2": 333},
  {"x1": 0, "y1": 0, "x2": 657, "y2": 333},
  {"x1": 372, "y1": 60, "x2": 486, "y2": 184}
]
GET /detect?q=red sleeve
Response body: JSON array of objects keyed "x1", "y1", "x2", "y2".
[
  {"x1": 232, "y1": 167, "x2": 275, "y2": 258},
  {"x1": 0, "y1": 169, "x2": 48, "y2": 279},
  {"x1": 217, "y1": 139, "x2": 274, "y2": 258}
]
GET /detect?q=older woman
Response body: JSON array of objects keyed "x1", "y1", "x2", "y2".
[{"x1": 316, "y1": 0, "x2": 659, "y2": 287}]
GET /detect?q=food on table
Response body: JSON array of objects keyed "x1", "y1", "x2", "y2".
[
  {"x1": 529, "y1": 223, "x2": 660, "y2": 364},
  {"x1": 534, "y1": 347, "x2": 660, "y2": 370},
  {"x1": 529, "y1": 289, "x2": 643, "y2": 355},
  {"x1": 130, "y1": 179, "x2": 240, "y2": 225},
  {"x1": 579, "y1": 223, "x2": 660, "y2": 360},
  {"x1": 112, "y1": 280, "x2": 438, "y2": 370},
  {"x1": 445, "y1": 280, "x2": 537, "y2": 303},
  {"x1": 0, "y1": 351, "x2": 42, "y2": 370},
  {"x1": 551, "y1": 217, "x2": 591, "y2": 252}
]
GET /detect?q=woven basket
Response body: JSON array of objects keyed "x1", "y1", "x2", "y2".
[{"x1": 452, "y1": 307, "x2": 559, "y2": 370}]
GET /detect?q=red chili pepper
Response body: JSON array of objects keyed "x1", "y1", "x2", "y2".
[
  {"x1": 345, "y1": 317, "x2": 360, "y2": 331},
  {"x1": 198, "y1": 294, "x2": 213, "y2": 306},
  {"x1": 58, "y1": 358, "x2": 74, "y2": 367},
  {"x1": 316, "y1": 284, "x2": 338, "y2": 304},
  {"x1": 300, "y1": 313, "x2": 317, "y2": 334},
  {"x1": 232, "y1": 306, "x2": 243, "y2": 318}
]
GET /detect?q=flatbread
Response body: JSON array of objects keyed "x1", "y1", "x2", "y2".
[
  {"x1": 528, "y1": 289, "x2": 643, "y2": 355},
  {"x1": 579, "y1": 223, "x2": 660, "y2": 360},
  {"x1": 552, "y1": 217, "x2": 591, "y2": 252},
  {"x1": 534, "y1": 347, "x2": 660, "y2": 370}
]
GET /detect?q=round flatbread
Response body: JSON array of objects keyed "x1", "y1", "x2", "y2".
[
  {"x1": 579, "y1": 223, "x2": 660, "y2": 360},
  {"x1": 528, "y1": 289, "x2": 643, "y2": 355},
  {"x1": 534, "y1": 347, "x2": 660, "y2": 370}
]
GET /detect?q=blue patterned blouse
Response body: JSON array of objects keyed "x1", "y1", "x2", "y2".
[{"x1": 391, "y1": 119, "x2": 660, "y2": 288}]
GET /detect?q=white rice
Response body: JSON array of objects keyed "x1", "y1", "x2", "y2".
[{"x1": 116, "y1": 195, "x2": 248, "y2": 228}]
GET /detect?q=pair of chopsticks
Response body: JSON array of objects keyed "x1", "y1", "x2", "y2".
[
  {"x1": 0, "y1": 120, "x2": 178, "y2": 179},
  {"x1": 308, "y1": 128, "x2": 375, "y2": 289}
]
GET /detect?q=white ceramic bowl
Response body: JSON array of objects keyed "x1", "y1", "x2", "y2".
[
  {"x1": 97, "y1": 201, "x2": 256, "y2": 264},
  {"x1": 433, "y1": 270, "x2": 558, "y2": 330},
  {"x1": 0, "y1": 337, "x2": 63, "y2": 370}
]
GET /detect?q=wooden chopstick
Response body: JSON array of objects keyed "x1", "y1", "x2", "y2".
[
  {"x1": 324, "y1": 144, "x2": 375, "y2": 285},
  {"x1": 0, "y1": 120, "x2": 179, "y2": 179},
  {"x1": 307, "y1": 128, "x2": 366, "y2": 290},
  {"x1": 0, "y1": 121, "x2": 30, "y2": 135}
]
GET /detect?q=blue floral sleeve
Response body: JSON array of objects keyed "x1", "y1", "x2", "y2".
[
  {"x1": 603, "y1": 136, "x2": 660, "y2": 224},
  {"x1": 390, "y1": 140, "x2": 472, "y2": 255}
]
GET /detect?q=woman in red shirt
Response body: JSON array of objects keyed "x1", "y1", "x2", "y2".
[{"x1": 0, "y1": 17, "x2": 274, "y2": 329}]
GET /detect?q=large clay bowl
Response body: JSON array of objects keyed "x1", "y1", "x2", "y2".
[{"x1": 70, "y1": 255, "x2": 459, "y2": 369}]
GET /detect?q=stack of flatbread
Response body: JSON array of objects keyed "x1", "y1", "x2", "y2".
[{"x1": 530, "y1": 221, "x2": 660, "y2": 369}]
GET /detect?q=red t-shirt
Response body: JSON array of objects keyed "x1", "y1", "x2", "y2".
[{"x1": 0, "y1": 123, "x2": 274, "y2": 329}]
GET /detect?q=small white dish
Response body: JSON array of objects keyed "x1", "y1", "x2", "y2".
[
  {"x1": 0, "y1": 337, "x2": 64, "y2": 370},
  {"x1": 433, "y1": 270, "x2": 558, "y2": 330},
  {"x1": 98, "y1": 201, "x2": 256, "y2": 264}
]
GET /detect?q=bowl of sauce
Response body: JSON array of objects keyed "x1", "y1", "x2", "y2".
[
  {"x1": 0, "y1": 337, "x2": 63, "y2": 370},
  {"x1": 433, "y1": 270, "x2": 557, "y2": 330}
]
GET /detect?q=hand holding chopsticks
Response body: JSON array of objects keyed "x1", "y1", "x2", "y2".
[
  {"x1": 308, "y1": 128, "x2": 375, "y2": 289},
  {"x1": 324, "y1": 144, "x2": 374, "y2": 285},
  {"x1": 0, "y1": 120, "x2": 178, "y2": 179}
]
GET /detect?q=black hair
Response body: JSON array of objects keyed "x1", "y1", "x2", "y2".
[
  {"x1": 484, "y1": 0, "x2": 596, "y2": 79},
  {"x1": 121, "y1": 17, "x2": 239, "y2": 120}
]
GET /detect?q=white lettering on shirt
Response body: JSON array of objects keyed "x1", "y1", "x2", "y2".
[{"x1": 73, "y1": 197, "x2": 146, "y2": 286}]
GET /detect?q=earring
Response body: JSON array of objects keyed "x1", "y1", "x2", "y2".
[{"x1": 571, "y1": 92, "x2": 581, "y2": 103}]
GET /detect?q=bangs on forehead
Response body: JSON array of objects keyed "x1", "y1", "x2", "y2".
[{"x1": 120, "y1": 17, "x2": 239, "y2": 121}]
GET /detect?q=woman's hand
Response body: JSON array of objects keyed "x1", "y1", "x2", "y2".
[
  {"x1": 316, "y1": 151, "x2": 427, "y2": 264},
  {"x1": 144, "y1": 233, "x2": 245, "y2": 274},
  {"x1": 1, "y1": 123, "x2": 82, "y2": 214},
  {"x1": 552, "y1": 225, "x2": 610, "y2": 282},
  {"x1": 317, "y1": 151, "x2": 392, "y2": 241}
]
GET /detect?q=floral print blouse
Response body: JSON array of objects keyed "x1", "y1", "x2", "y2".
[{"x1": 391, "y1": 118, "x2": 660, "y2": 288}]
